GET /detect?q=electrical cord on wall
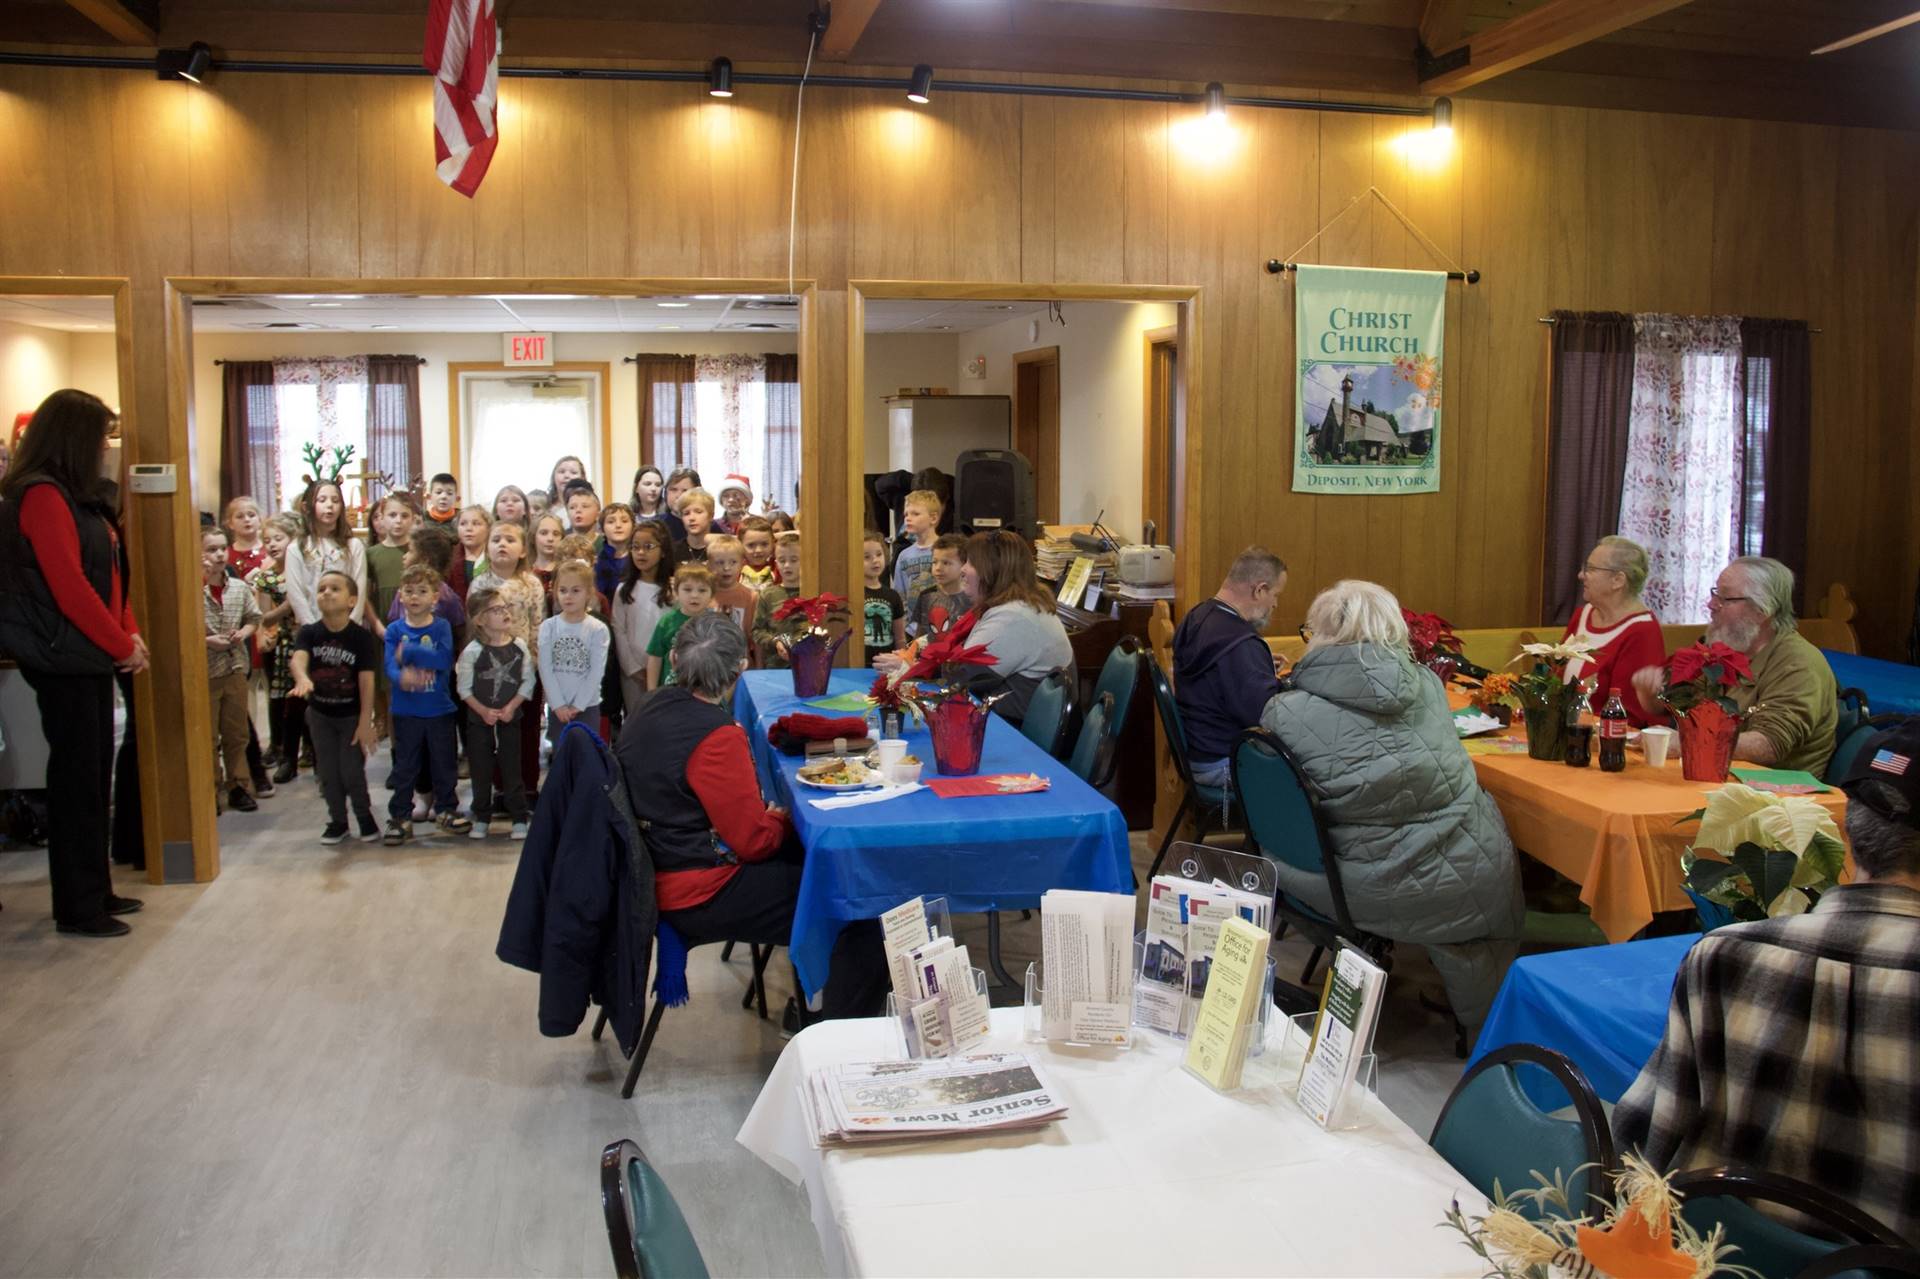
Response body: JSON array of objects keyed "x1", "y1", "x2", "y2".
[{"x1": 786, "y1": 26, "x2": 819, "y2": 301}]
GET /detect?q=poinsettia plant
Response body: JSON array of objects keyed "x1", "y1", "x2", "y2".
[
  {"x1": 1402, "y1": 608, "x2": 1461, "y2": 666},
  {"x1": 1506, "y1": 637, "x2": 1595, "y2": 709},
  {"x1": 1680, "y1": 783, "x2": 1845, "y2": 924},
  {"x1": 771, "y1": 591, "x2": 849, "y2": 637},
  {"x1": 1661, "y1": 641, "x2": 1753, "y2": 716},
  {"x1": 872, "y1": 613, "x2": 997, "y2": 718}
]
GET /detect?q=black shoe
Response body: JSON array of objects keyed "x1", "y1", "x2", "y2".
[
  {"x1": 252, "y1": 775, "x2": 276, "y2": 797},
  {"x1": 356, "y1": 813, "x2": 382, "y2": 843},
  {"x1": 271, "y1": 759, "x2": 297, "y2": 785},
  {"x1": 320, "y1": 822, "x2": 349, "y2": 845},
  {"x1": 227, "y1": 787, "x2": 259, "y2": 813},
  {"x1": 57, "y1": 916, "x2": 130, "y2": 937},
  {"x1": 105, "y1": 895, "x2": 143, "y2": 915}
]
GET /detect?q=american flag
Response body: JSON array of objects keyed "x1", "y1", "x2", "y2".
[
  {"x1": 1870, "y1": 749, "x2": 1911, "y2": 776},
  {"x1": 423, "y1": 0, "x2": 499, "y2": 198}
]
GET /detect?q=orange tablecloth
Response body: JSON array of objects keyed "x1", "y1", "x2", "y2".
[{"x1": 1453, "y1": 700, "x2": 1848, "y2": 942}]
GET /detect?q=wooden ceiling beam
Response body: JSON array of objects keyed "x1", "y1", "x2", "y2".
[
  {"x1": 61, "y1": 0, "x2": 157, "y2": 45},
  {"x1": 819, "y1": 0, "x2": 885, "y2": 59},
  {"x1": 1418, "y1": 0, "x2": 1469, "y2": 56},
  {"x1": 1419, "y1": 0, "x2": 1695, "y2": 94}
]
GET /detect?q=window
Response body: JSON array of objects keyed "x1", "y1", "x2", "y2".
[
  {"x1": 1741, "y1": 355, "x2": 1771, "y2": 558},
  {"x1": 454, "y1": 365, "x2": 606, "y2": 506},
  {"x1": 638, "y1": 353, "x2": 801, "y2": 512},
  {"x1": 273, "y1": 358, "x2": 369, "y2": 513}
]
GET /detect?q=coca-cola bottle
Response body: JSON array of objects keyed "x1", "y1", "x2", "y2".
[{"x1": 1599, "y1": 687, "x2": 1629, "y2": 772}]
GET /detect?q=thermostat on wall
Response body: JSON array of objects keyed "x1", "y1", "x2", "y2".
[{"x1": 127, "y1": 464, "x2": 177, "y2": 494}]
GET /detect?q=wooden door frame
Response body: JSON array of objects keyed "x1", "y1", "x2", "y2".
[
  {"x1": 846, "y1": 280, "x2": 1203, "y2": 667},
  {"x1": 1141, "y1": 323, "x2": 1178, "y2": 548},
  {"x1": 447, "y1": 361, "x2": 614, "y2": 494},
  {"x1": 160, "y1": 275, "x2": 819, "y2": 879},
  {"x1": 1011, "y1": 345, "x2": 1061, "y2": 524}
]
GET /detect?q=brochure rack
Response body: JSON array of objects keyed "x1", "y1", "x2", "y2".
[
  {"x1": 886, "y1": 968, "x2": 991, "y2": 1059},
  {"x1": 1280, "y1": 1012, "x2": 1379, "y2": 1131},
  {"x1": 1137, "y1": 843, "x2": 1280, "y2": 1058},
  {"x1": 1022, "y1": 939, "x2": 1138, "y2": 1050}
]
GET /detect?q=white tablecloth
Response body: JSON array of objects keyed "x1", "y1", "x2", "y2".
[{"x1": 737, "y1": 1008, "x2": 1488, "y2": 1277}]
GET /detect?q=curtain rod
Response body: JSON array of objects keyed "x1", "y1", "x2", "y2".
[
  {"x1": 1535, "y1": 316, "x2": 1823, "y2": 334},
  {"x1": 212, "y1": 355, "x2": 428, "y2": 364},
  {"x1": 0, "y1": 50, "x2": 1433, "y2": 118}
]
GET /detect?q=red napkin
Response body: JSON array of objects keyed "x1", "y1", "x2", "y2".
[
  {"x1": 924, "y1": 773, "x2": 1051, "y2": 798},
  {"x1": 768, "y1": 713, "x2": 871, "y2": 756}
]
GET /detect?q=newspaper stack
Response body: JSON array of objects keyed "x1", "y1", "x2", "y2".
[
  {"x1": 1035, "y1": 526, "x2": 1116, "y2": 584},
  {"x1": 1137, "y1": 873, "x2": 1274, "y2": 1035},
  {"x1": 801, "y1": 1053, "x2": 1068, "y2": 1147}
]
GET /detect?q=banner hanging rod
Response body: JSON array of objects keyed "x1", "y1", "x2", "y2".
[
  {"x1": 1269, "y1": 261, "x2": 1479, "y2": 283},
  {"x1": 0, "y1": 50, "x2": 1433, "y2": 118}
]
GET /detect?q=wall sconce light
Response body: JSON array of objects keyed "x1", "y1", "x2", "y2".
[
  {"x1": 908, "y1": 64, "x2": 934, "y2": 104},
  {"x1": 708, "y1": 56, "x2": 734, "y2": 98},
  {"x1": 156, "y1": 42, "x2": 214, "y2": 83}
]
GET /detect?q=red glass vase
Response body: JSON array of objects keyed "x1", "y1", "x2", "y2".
[
  {"x1": 1675, "y1": 705, "x2": 1738, "y2": 783},
  {"x1": 927, "y1": 697, "x2": 990, "y2": 776},
  {"x1": 788, "y1": 631, "x2": 847, "y2": 698}
]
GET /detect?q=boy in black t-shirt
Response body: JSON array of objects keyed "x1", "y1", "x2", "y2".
[
  {"x1": 290, "y1": 570, "x2": 383, "y2": 844},
  {"x1": 861, "y1": 530, "x2": 906, "y2": 664}
]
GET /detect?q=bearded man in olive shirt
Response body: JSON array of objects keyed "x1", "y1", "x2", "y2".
[{"x1": 1632, "y1": 556, "x2": 1837, "y2": 775}]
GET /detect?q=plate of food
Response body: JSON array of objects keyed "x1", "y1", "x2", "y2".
[
  {"x1": 862, "y1": 747, "x2": 922, "y2": 771},
  {"x1": 794, "y1": 758, "x2": 881, "y2": 791}
]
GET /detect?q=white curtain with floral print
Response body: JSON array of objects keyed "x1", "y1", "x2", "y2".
[
  {"x1": 1617, "y1": 315, "x2": 1745, "y2": 623},
  {"x1": 272, "y1": 357, "x2": 369, "y2": 510},
  {"x1": 692, "y1": 354, "x2": 768, "y2": 501}
]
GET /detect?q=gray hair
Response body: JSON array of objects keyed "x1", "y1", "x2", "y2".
[
  {"x1": 1595, "y1": 535, "x2": 1650, "y2": 596},
  {"x1": 1728, "y1": 555, "x2": 1798, "y2": 634},
  {"x1": 1304, "y1": 580, "x2": 1409, "y2": 653},
  {"x1": 1225, "y1": 546, "x2": 1287, "y2": 589},
  {"x1": 671, "y1": 610, "x2": 748, "y2": 698},
  {"x1": 1847, "y1": 800, "x2": 1920, "y2": 881}
]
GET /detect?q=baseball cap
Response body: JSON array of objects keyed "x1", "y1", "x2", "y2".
[{"x1": 1840, "y1": 720, "x2": 1920, "y2": 828}]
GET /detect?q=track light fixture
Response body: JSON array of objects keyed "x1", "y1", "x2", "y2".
[
  {"x1": 708, "y1": 56, "x2": 734, "y2": 98},
  {"x1": 1204, "y1": 81, "x2": 1226, "y2": 121},
  {"x1": 156, "y1": 42, "x2": 214, "y2": 83},
  {"x1": 908, "y1": 64, "x2": 933, "y2": 104},
  {"x1": 1431, "y1": 96, "x2": 1453, "y2": 135}
]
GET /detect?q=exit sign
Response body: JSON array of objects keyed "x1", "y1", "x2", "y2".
[{"x1": 503, "y1": 332, "x2": 554, "y2": 366}]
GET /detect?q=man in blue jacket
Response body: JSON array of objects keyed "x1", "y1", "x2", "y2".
[{"x1": 1173, "y1": 547, "x2": 1287, "y2": 790}]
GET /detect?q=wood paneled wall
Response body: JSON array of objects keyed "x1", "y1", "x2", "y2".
[{"x1": 2, "y1": 69, "x2": 1915, "y2": 811}]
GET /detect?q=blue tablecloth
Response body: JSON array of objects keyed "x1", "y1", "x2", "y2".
[
  {"x1": 733, "y1": 669, "x2": 1133, "y2": 997},
  {"x1": 1823, "y1": 649, "x2": 1920, "y2": 717},
  {"x1": 1469, "y1": 933, "x2": 1700, "y2": 1108}
]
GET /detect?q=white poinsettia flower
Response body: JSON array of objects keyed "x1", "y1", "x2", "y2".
[
  {"x1": 1694, "y1": 783, "x2": 1843, "y2": 856},
  {"x1": 1511, "y1": 638, "x2": 1596, "y2": 667}
]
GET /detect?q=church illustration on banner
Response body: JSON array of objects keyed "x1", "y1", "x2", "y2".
[{"x1": 1309, "y1": 371, "x2": 1434, "y2": 464}]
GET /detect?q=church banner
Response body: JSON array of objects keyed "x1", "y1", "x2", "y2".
[{"x1": 1293, "y1": 265, "x2": 1446, "y2": 495}]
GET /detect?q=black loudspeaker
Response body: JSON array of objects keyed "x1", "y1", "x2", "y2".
[{"x1": 953, "y1": 448, "x2": 1036, "y2": 538}]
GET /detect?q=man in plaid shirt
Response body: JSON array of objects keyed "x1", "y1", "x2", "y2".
[
  {"x1": 1613, "y1": 720, "x2": 1920, "y2": 1243},
  {"x1": 201, "y1": 527, "x2": 263, "y2": 813}
]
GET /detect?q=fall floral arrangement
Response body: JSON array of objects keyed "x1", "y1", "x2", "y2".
[
  {"x1": 1680, "y1": 783, "x2": 1845, "y2": 926},
  {"x1": 772, "y1": 591, "x2": 849, "y2": 638},
  {"x1": 1443, "y1": 1152, "x2": 1749, "y2": 1279},
  {"x1": 1469, "y1": 671, "x2": 1522, "y2": 724}
]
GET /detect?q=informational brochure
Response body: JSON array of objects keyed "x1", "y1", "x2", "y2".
[
  {"x1": 881, "y1": 896, "x2": 932, "y2": 1000},
  {"x1": 883, "y1": 895, "x2": 989, "y2": 1058},
  {"x1": 1137, "y1": 874, "x2": 1272, "y2": 1035},
  {"x1": 1039, "y1": 889, "x2": 1134, "y2": 1044},
  {"x1": 1295, "y1": 944, "x2": 1387, "y2": 1128},
  {"x1": 1182, "y1": 916, "x2": 1270, "y2": 1092},
  {"x1": 800, "y1": 1053, "x2": 1067, "y2": 1147}
]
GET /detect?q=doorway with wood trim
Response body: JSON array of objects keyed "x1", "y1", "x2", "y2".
[
  {"x1": 1011, "y1": 346, "x2": 1061, "y2": 524},
  {"x1": 1141, "y1": 324, "x2": 1178, "y2": 550}
]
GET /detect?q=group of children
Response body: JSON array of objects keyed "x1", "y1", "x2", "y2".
[{"x1": 200, "y1": 459, "x2": 956, "y2": 850}]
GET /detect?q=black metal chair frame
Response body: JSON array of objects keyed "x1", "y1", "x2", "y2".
[
  {"x1": 591, "y1": 940, "x2": 776, "y2": 1098},
  {"x1": 1232, "y1": 726, "x2": 1393, "y2": 984},
  {"x1": 1797, "y1": 1244, "x2": 1920, "y2": 1279},
  {"x1": 601, "y1": 1138, "x2": 648, "y2": 1279},
  {"x1": 1027, "y1": 667, "x2": 1078, "y2": 759},
  {"x1": 1143, "y1": 651, "x2": 1240, "y2": 881},
  {"x1": 1668, "y1": 1167, "x2": 1908, "y2": 1253},
  {"x1": 1430, "y1": 1042, "x2": 1617, "y2": 1208}
]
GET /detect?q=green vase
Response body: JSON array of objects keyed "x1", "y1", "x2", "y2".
[{"x1": 1522, "y1": 693, "x2": 1569, "y2": 762}]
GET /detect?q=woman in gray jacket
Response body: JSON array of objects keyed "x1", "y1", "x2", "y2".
[
  {"x1": 1259, "y1": 580, "x2": 1523, "y2": 1031},
  {"x1": 947, "y1": 530, "x2": 1074, "y2": 725}
]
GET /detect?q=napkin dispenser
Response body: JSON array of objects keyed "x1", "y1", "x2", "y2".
[{"x1": 1118, "y1": 544, "x2": 1174, "y2": 587}]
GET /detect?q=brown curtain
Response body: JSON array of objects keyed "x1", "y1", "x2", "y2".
[
  {"x1": 1541, "y1": 310, "x2": 1636, "y2": 625},
  {"x1": 219, "y1": 360, "x2": 279, "y2": 510},
  {"x1": 764, "y1": 352, "x2": 801, "y2": 514},
  {"x1": 1739, "y1": 317, "x2": 1812, "y2": 612},
  {"x1": 366, "y1": 355, "x2": 423, "y2": 495},
  {"x1": 634, "y1": 354, "x2": 696, "y2": 470}
]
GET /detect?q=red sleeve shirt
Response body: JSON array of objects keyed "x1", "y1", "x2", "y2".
[
  {"x1": 1564, "y1": 607, "x2": 1667, "y2": 727},
  {"x1": 655, "y1": 721, "x2": 794, "y2": 913},
  {"x1": 20, "y1": 484, "x2": 138, "y2": 661}
]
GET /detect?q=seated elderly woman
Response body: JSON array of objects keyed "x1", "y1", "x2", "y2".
[
  {"x1": 943, "y1": 530, "x2": 1074, "y2": 725},
  {"x1": 1259, "y1": 580, "x2": 1524, "y2": 1032},
  {"x1": 616, "y1": 611, "x2": 887, "y2": 1018},
  {"x1": 1561, "y1": 534, "x2": 1665, "y2": 726}
]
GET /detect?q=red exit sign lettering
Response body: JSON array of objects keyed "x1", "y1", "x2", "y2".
[{"x1": 503, "y1": 332, "x2": 554, "y2": 366}]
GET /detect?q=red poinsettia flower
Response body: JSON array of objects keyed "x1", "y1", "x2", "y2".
[
  {"x1": 1401, "y1": 608, "x2": 1460, "y2": 664},
  {"x1": 772, "y1": 591, "x2": 848, "y2": 629},
  {"x1": 903, "y1": 640, "x2": 996, "y2": 684}
]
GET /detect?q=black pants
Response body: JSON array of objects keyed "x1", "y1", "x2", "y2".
[
  {"x1": 21, "y1": 668, "x2": 116, "y2": 925},
  {"x1": 308, "y1": 711, "x2": 375, "y2": 827},
  {"x1": 464, "y1": 709, "x2": 528, "y2": 823},
  {"x1": 112, "y1": 670, "x2": 144, "y2": 869},
  {"x1": 664, "y1": 846, "x2": 889, "y2": 1020}
]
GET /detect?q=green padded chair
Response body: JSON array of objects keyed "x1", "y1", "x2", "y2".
[
  {"x1": 1020, "y1": 668, "x2": 1076, "y2": 760},
  {"x1": 1669, "y1": 1168, "x2": 1906, "y2": 1279},
  {"x1": 1430, "y1": 1043, "x2": 1614, "y2": 1221},
  {"x1": 601, "y1": 1139, "x2": 711, "y2": 1279},
  {"x1": 1068, "y1": 691, "x2": 1113, "y2": 783},
  {"x1": 1085, "y1": 637, "x2": 1143, "y2": 787},
  {"x1": 1796, "y1": 1244, "x2": 1920, "y2": 1279},
  {"x1": 1825, "y1": 692, "x2": 1886, "y2": 786},
  {"x1": 1143, "y1": 651, "x2": 1238, "y2": 881}
]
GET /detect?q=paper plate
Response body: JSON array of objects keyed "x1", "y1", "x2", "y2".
[{"x1": 794, "y1": 758, "x2": 881, "y2": 791}]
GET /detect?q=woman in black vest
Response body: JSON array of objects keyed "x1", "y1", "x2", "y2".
[
  {"x1": 0, "y1": 390, "x2": 149, "y2": 936},
  {"x1": 616, "y1": 610, "x2": 887, "y2": 1018}
]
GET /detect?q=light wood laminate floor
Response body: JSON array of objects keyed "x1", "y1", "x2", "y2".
[{"x1": 0, "y1": 753, "x2": 1467, "y2": 1278}]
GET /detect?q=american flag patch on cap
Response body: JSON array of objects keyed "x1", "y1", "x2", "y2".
[{"x1": 1870, "y1": 749, "x2": 1911, "y2": 776}]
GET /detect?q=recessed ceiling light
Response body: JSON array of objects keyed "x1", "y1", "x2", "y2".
[
  {"x1": 492, "y1": 294, "x2": 587, "y2": 301},
  {"x1": 371, "y1": 324, "x2": 397, "y2": 330},
  {"x1": 657, "y1": 301, "x2": 691, "y2": 308},
  {"x1": 986, "y1": 304, "x2": 1017, "y2": 310},
  {"x1": 659, "y1": 325, "x2": 681, "y2": 331},
  {"x1": 309, "y1": 302, "x2": 344, "y2": 308},
  {"x1": 691, "y1": 294, "x2": 727, "y2": 301}
]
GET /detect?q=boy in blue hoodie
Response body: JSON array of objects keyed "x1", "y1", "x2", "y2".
[{"x1": 383, "y1": 563, "x2": 471, "y2": 843}]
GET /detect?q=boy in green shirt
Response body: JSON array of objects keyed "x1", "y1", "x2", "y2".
[{"x1": 645, "y1": 563, "x2": 715, "y2": 689}]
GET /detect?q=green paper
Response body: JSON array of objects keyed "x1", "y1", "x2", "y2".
[
  {"x1": 806, "y1": 691, "x2": 875, "y2": 713},
  {"x1": 1729, "y1": 767, "x2": 1831, "y2": 794}
]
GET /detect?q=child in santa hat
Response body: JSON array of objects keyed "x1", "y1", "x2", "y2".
[{"x1": 715, "y1": 474, "x2": 753, "y2": 534}]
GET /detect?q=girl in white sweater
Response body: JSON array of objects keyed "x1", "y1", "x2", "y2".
[{"x1": 283, "y1": 479, "x2": 368, "y2": 627}]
